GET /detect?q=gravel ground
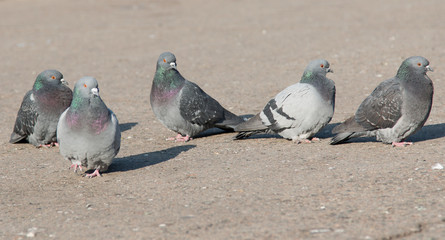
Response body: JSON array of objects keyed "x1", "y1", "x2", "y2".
[{"x1": 1, "y1": 0, "x2": 445, "y2": 239}]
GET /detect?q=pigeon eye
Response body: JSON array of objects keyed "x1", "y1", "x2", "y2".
[
  {"x1": 51, "y1": 76, "x2": 56, "y2": 80},
  {"x1": 163, "y1": 59, "x2": 166, "y2": 63},
  {"x1": 320, "y1": 64, "x2": 324, "y2": 68},
  {"x1": 417, "y1": 63, "x2": 422, "y2": 67},
  {"x1": 83, "y1": 84, "x2": 87, "y2": 88}
]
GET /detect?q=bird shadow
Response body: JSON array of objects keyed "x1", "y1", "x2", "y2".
[
  {"x1": 315, "y1": 122, "x2": 341, "y2": 138},
  {"x1": 408, "y1": 123, "x2": 445, "y2": 142},
  {"x1": 119, "y1": 122, "x2": 138, "y2": 132},
  {"x1": 325, "y1": 122, "x2": 445, "y2": 144},
  {"x1": 107, "y1": 144, "x2": 196, "y2": 173},
  {"x1": 232, "y1": 122, "x2": 342, "y2": 140}
]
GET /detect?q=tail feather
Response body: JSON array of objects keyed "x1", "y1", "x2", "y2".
[
  {"x1": 332, "y1": 116, "x2": 367, "y2": 134},
  {"x1": 330, "y1": 132, "x2": 354, "y2": 145},
  {"x1": 214, "y1": 109, "x2": 246, "y2": 131},
  {"x1": 10, "y1": 131, "x2": 27, "y2": 144},
  {"x1": 331, "y1": 115, "x2": 373, "y2": 144},
  {"x1": 233, "y1": 113, "x2": 268, "y2": 132}
]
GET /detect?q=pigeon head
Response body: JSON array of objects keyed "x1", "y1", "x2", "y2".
[
  {"x1": 70, "y1": 77, "x2": 100, "y2": 110},
  {"x1": 73, "y1": 77, "x2": 100, "y2": 99},
  {"x1": 33, "y1": 69, "x2": 67, "y2": 91},
  {"x1": 301, "y1": 59, "x2": 333, "y2": 83},
  {"x1": 397, "y1": 56, "x2": 433, "y2": 78},
  {"x1": 157, "y1": 52, "x2": 177, "y2": 71}
]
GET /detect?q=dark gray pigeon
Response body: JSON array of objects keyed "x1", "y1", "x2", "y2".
[
  {"x1": 10, "y1": 70, "x2": 73, "y2": 147},
  {"x1": 234, "y1": 59, "x2": 335, "y2": 142},
  {"x1": 57, "y1": 77, "x2": 121, "y2": 178},
  {"x1": 150, "y1": 52, "x2": 245, "y2": 142},
  {"x1": 330, "y1": 56, "x2": 434, "y2": 146}
]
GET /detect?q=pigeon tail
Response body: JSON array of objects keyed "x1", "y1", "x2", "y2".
[
  {"x1": 9, "y1": 132, "x2": 26, "y2": 144},
  {"x1": 234, "y1": 130, "x2": 268, "y2": 140},
  {"x1": 233, "y1": 114, "x2": 267, "y2": 132},
  {"x1": 214, "y1": 109, "x2": 246, "y2": 131},
  {"x1": 330, "y1": 132, "x2": 355, "y2": 145},
  {"x1": 331, "y1": 116, "x2": 368, "y2": 134}
]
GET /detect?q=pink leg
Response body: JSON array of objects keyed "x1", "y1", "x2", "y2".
[
  {"x1": 85, "y1": 169, "x2": 102, "y2": 178},
  {"x1": 392, "y1": 141, "x2": 413, "y2": 147},
  {"x1": 70, "y1": 164, "x2": 83, "y2": 172},
  {"x1": 54, "y1": 142, "x2": 59, "y2": 147},
  {"x1": 166, "y1": 134, "x2": 192, "y2": 142}
]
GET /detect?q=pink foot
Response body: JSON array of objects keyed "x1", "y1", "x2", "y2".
[
  {"x1": 392, "y1": 141, "x2": 413, "y2": 147},
  {"x1": 85, "y1": 169, "x2": 102, "y2": 178},
  {"x1": 166, "y1": 134, "x2": 192, "y2": 142},
  {"x1": 70, "y1": 164, "x2": 83, "y2": 172},
  {"x1": 311, "y1": 137, "x2": 320, "y2": 142},
  {"x1": 293, "y1": 139, "x2": 315, "y2": 144},
  {"x1": 37, "y1": 142, "x2": 58, "y2": 148},
  {"x1": 38, "y1": 143, "x2": 52, "y2": 148}
]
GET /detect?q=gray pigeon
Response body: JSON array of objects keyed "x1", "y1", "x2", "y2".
[
  {"x1": 57, "y1": 77, "x2": 121, "y2": 178},
  {"x1": 234, "y1": 59, "x2": 335, "y2": 142},
  {"x1": 150, "y1": 52, "x2": 245, "y2": 142},
  {"x1": 330, "y1": 56, "x2": 434, "y2": 146},
  {"x1": 10, "y1": 70, "x2": 73, "y2": 147}
]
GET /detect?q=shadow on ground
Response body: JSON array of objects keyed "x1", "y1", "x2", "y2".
[
  {"x1": 108, "y1": 145, "x2": 196, "y2": 173},
  {"x1": 119, "y1": 122, "x2": 138, "y2": 132},
  {"x1": 322, "y1": 123, "x2": 445, "y2": 145},
  {"x1": 408, "y1": 123, "x2": 445, "y2": 142}
]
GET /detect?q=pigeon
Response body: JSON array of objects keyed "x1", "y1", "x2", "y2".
[
  {"x1": 57, "y1": 77, "x2": 121, "y2": 178},
  {"x1": 330, "y1": 56, "x2": 434, "y2": 146},
  {"x1": 150, "y1": 52, "x2": 245, "y2": 142},
  {"x1": 234, "y1": 59, "x2": 335, "y2": 142},
  {"x1": 10, "y1": 70, "x2": 73, "y2": 147}
]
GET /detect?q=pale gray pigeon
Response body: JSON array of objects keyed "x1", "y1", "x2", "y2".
[
  {"x1": 330, "y1": 56, "x2": 434, "y2": 146},
  {"x1": 10, "y1": 70, "x2": 73, "y2": 147},
  {"x1": 57, "y1": 77, "x2": 121, "y2": 177},
  {"x1": 150, "y1": 52, "x2": 245, "y2": 142},
  {"x1": 234, "y1": 59, "x2": 335, "y2": 142}
]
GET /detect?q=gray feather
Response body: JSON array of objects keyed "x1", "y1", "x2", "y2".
[
  {"x1": 234, "y1": 59, "x2": 335, "y2": 141},
  {"x1": 10, "y1": 70, "x2": 73, "y2": 147},
  {"x1": 150, "y1": 52, "x2": 244, "y2": 139},
  {"x1": 330, "y1": 56, "x2": 434, "y2": 145},
  {"x1": 57, "y1": 77, "x2": 121, "y2": 175}
]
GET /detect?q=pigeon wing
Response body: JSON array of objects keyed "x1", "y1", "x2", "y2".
[
  {"x1": 179, "y1": 81, "x2": 225, "y2": 126},
  {"x1": 10, "y1": 91, "x2": 39, "y2": 143},
  {"x1": 355, "y1": 78, "x2": 403, "y2": 130}
]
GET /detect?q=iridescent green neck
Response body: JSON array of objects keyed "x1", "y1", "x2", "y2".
[
  {"x1": 70, "y1": 88, "x2": 87, "y2": 110},
  {"x1": 300, "y1": 70, "x2": 314, "y2": 83},
  {"x1": 154, "y1": 66, "x2": 184, "y2": 90},
  {"x1": 396, "y1": 62, "x2": 410, "y2": 79},
  {"x1": 33, "y1": 78, "x2": 44, "y2": 91}
]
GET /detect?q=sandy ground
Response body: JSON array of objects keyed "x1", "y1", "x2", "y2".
[{"x1": 1, "y1": 0, "x2": 445, "y2": 239}]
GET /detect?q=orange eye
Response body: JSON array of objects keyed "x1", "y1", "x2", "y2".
[
  {"x1": 83, "y1": 84, "x2": 87, "y2": 88},
  {"x1": 417, "y1": 63, "x2": 422, "y2": 66},
  {"x1": 163, "y1": 59, "x2": 166, "y2": 63},
  {"x1": 320, "y1": 64, "x2": 324, "y2": 68},
  {"x1": 51, "y1": 76, "x2": 56, "y2": 79}
]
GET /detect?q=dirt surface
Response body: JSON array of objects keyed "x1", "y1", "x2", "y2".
[{"x1": 1, "y1": 0, "x2": 445, "y2": 239}]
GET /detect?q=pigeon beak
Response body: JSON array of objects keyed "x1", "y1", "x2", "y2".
[
  {"x1": 327, "y1": 68, "x2": 333, "y2": 73},
  {"x1": 91, "y1": 87, "x2": 99, "y2": 96},
  {"x1": 426, "y1": 65, "x2": 433, "y2": 72},
  {"x1": 61, "y1": 78, "x2": 69, "y2": 86},
  {"x1": 170, "y1": 62, "x2": 177, "y2": 69}
]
